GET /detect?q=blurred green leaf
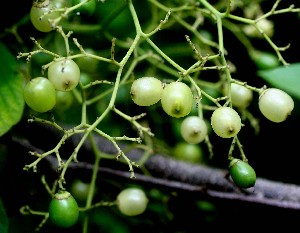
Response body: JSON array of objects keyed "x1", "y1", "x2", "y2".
[
  {"x1": 0, "y1": 198, "x2": 8, "y2": 233},
  {"x1": 0, "y1": 42, "x2": 24, "y2": 136},
  {"x1": 257, "y1": 63, "x2": 300, "y2": 100}
]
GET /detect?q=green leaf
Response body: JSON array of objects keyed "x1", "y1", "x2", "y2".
[
  {"x1": 0, "y1": 198, "x2": 8, "y2": 233},
  {"x1": 0, "y1": 42, "x2": 24, "y2": 137},
  {"x1": 257, "y1": 63, "x2": 300, "y2": 100}
]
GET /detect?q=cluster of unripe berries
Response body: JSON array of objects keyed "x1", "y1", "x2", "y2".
[
  {"x1": 130, "y1": 76, "x2": 294, "y2": 188},
  {"x1": 23, "y1": 0, "x2": 296, "y2": 230},
  {"x1": 131, "y1": 76, "x2": 294, "y2": 135},
  {"x1": 26, "y1": 1, "x2": 150, "y2": 228},
  {"x1": 26, "y1": 0, "x2": 295, "y2": 223},
  {"x1": 131, "y1": 77, "x2": 209, "y2": 144},
  {"x1": 23, "y1": 58, "x2": 80, "y2": 113},
  {"x1": 48, "y1": 186, "x2": 148, "y2": 228},
  {"x1": 29, "y1": 0, "x2": 97, "y2": 33}
]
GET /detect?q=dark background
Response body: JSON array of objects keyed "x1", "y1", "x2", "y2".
[{"x1": 2, "y1": 0, "x2": 300, "y2": 232}]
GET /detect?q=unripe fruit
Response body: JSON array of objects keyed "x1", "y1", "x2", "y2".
[
  {"x1": 30, "y1": 0, "x2": 60, "y2": 32},
  {"x1": 75, "y1": 48, "x2": 99, "y2": 73},
  {"x1": 55, "y1": 91, "x2": 74, "y2": 111},
  {"x1": 130, "y1": 77, "x2": 163, "y2": 106},
  {"x1": 161, "y1": 82, "x2": 193, "y2": 118},
  {"x1": 116, "y1": 187, "x2": 149, "y2": 216},
  {"x1": 70, "y1": 179, "x2": 95, "y2": 203},
  {"x1": 23, "y1": 77, "x2": 56, "y2": 113},
  {"x1": 180, "y1": 116, "x2": 208, "y2": 144},
  {"x1": 79, "y1": 72, "x2": 93, "y2": 86},
  {"x1": 230, "y1": 83, "x2": 253, "y2": 109},
  {"x1": 48, "y1": 59, "x2": 81, "y2": 91},
  {"x1": 229, "y1": 159, "x2": 256, "y2": 188},
  {"x1": 258, "y1": 88, "x2": 294, "y2": 123},
  {"x1": 49, "y1": 191, "x2": 79, "y2": 228},
  {"x1": 251, "y1": 51, "x2": 280, "y2": 70},
  {"x1": 173, "y1": 142, "x2": 203, "y2": 163},
  {"x1": 211, "y1": 107, "x2": 242, "y2": 138},
  {"x1": 243, "y1": 18, "x2": 274, "y2": 38}
]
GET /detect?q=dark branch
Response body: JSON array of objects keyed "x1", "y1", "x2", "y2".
[{"x1": 7, "y1": 121, "x2": 300, "y2": 212}]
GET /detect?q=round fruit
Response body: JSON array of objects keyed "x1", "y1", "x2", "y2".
[
  {"x1": 229, "y1": 159, "x2": 256, "y2": 188},
  {"x1": 23, "y1": 77, "x2": 56, "y2": 113},
  {"x1": 55, "y1": 90, "x2": 74, "y2": 111},
  {"x1": 30, "y1": 0, "x2": 60, "y2": 32},
  {"x1": 211, "y1": 107, "x2": 242, "y2": 138},
  {"x1": 230, "y1": 83, "x2": 253, "y2": 109},
  {"x1": 258, "y1": 88, "x2": 294, "y2": 123},
  {"x1": 116, "y1": 187, "x2": 149, "y2": 216},
  {"x1": 49, "y1": 191, "x2": 79, "y2": 228},
  {"x1": 243, "y1": 18, "x2": 274, "y2": 38},
  {"x1": 75, "y1": 48, "x2": 99, "y2": 73},
  {"x1": 48, "y1": 59, "x2": 81, "y2": 91},
  {"x1": 79, "y1": 72, "x2": 93, "y2": 86},
  {"x1": 256, "y1": 19, "x2": 274, "y2": 37},
  {"x1": 180, "y1": 116, "x2": 208, "y2": 144},
  {"x1": 161, "y1": 82, "x2": 193, "y2": 118},
  {"x1": 252, "y1": 51, "x2": 280, "y2": 70},
  {"x1": 70, "y1": 179, "x2": 93, "y2": 203},
  {"x1": 130, "y1": 77, "x2": 163, "y2": 106},
  {"x1": 173, "y1": 142, "x2": 203, "y2": 163}
]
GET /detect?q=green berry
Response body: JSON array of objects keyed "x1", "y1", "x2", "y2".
[
  {"x1": 23, "y1": 77, "x2": 56, "y2": 113},
  {"x1": 180, "y1": 116, "x2": 208, "y2": 144},
  {"x1": 230, "y1": 83, "x2": 253, "y2": 109},
  {"x1": 48, "y1": 59, "x2": 81, "y2": 91},
  {"x1": 211, "y1": 107, "x2": 242, "y2": 138},
  {"x1": 49, "y1": 191, "x2": 79, "y2": 228},
  {"x1": 116, "y1": 187, "x2": 149, "y2": 216},
  {"x1": 229, "y1": 159, "x2": 256, "y2": 188},
  {"x1": 30, "y1": 0, "x2": 60, "y2": 32},
  {"x1": 173, "y1": 142, "x2": 203, "y2": 163},
  {"x1": 258, "y1": 88, "x2": 294, "y2": 123},
  {"x1": 161, "y1": 82, "x2": 194, "y2": 118},
  {"x1": 130, "y1": 77, "x2": 163, "y2": 106}
]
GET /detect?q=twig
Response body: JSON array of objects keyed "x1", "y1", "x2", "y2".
[{"x1": 8, "y1": 122, "x2": 300, "y2": 211}]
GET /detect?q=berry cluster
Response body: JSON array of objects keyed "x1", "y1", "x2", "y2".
[
  {"x1": 15, "y1": 0, "x2": 298, "y2": 231},
  {"x1": 130, "y1": 77, "x2": 294, "y2": 188},
  {"x1": 23, "y1": 59, "x2": 80, "y2": 113},
  {"x1": 48, "y1": 186, "x2": 148, "y2": 228}
]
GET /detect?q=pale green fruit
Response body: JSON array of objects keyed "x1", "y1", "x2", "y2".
[{"x1": 211, "y1": 107, "x2": 242, "y2": 138}]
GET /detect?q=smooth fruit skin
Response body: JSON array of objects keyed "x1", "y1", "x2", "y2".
[
  {"x1": 230, "y1": 83, "x2": 253, "y2": 109},
  {"x1": 75, "y1": 48, "x2": 99, "y2": 73},
  {"x1": 161, "y1": 82, "x2": 193, "y2": 118},
  {"x1": 70, "y1": 179, "x2": 94, "y2": 203},
  {"x1": 252, "y1": 51, "x2": 280, "y2": 70},
  {"x1": 229, "y1": 159, "x2": 256, "y2": 188},
  {"x1": 116, "y1": 187, "x2": 149, "y2": 216},
  {"x1": 55, "y1": 90, "x2": 74, "y2": 111},
  {"x1": 49, "y1": 191, "x2": 79, "y2": 228},
  {"x1": 48, "y1": 59, "x2": 81, "y2": 91},
  {"x1": 180, "y1": 116, "x2": 208, "y2": 144},
  {"x1": 258, "y1": 88, "x2": 294, "y2": 123},
  {"x1": 243, "y1": 18, "x2": 274, "y2": 38},
  {"x1": 130, "y1": 77, "x2": 163, "y2": 106},
  {"x1": 23, "y1": 77, "x2": 56, "y2": 113},
  {"x1": 173, "y1": 142, "x2": 203, "y2": 163},
  {"x1": 210, "y1": 107, "x2": 242, "y2": 138},
  {"x1": 30, "y1": 0, "x2": 60, "y2": 32}
]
